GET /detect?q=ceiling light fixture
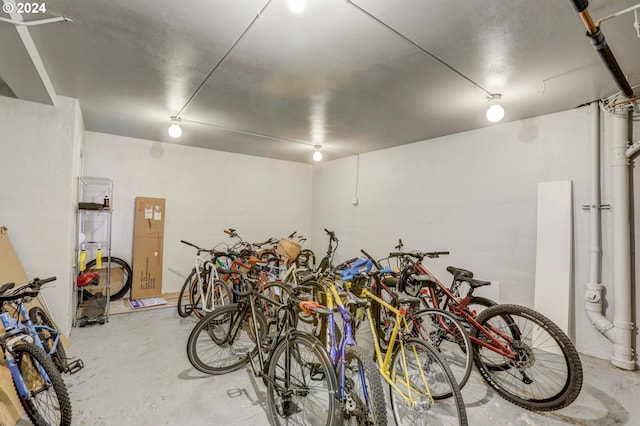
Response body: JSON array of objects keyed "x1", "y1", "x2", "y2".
[
  {"x1": 288, "y1": 0, "x2": 306, "y2": 14},
  {"x1": 168, "y1": 117, "x2": 182, "y2": 138},
  {"x1": 313, "y1": 145, "x2": 323, "y2": 162},
  {"x1": 486, "y1": 95, "x2": 505, "y2": 123}
]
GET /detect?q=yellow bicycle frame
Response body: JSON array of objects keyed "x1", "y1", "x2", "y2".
[{"x1": 326, "y1": 277, "x2": 434, "y2": 409}]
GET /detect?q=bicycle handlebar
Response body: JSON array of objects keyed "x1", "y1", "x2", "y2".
[
  {"x1": 324, "y1": 228, "x2": 338, "y2": 242},
  {"x1": 182, "y1": 240, "x2": 236, "y2": 259},
  {"x1": 360, "y1": 249, "x2": 383, "y2": 269},
  {"x1": 388, "y1": 251, "x2": 450, "y2": 260},
  {"x1": 0, "y1": 277, "x2": 56, "y2": 302}
]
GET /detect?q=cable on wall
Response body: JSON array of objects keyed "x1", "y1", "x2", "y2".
[
  {"x1": 345, "y1": 0, "x2": 493, "y2": 98},
  {"x1": 172, "y1": 0, "x2": 274, "y2": 119}
]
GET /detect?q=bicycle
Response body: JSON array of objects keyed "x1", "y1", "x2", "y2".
[
  {"x1": 301, "y1": 275, "x2": 388, "y2": 425},
  {"x1": 391, "y1": 248, "x2": 584, "y2": 411},
  {"x1": 358, "y1": 249, "x2": 473, "y2": 392},
  {"x1": 342, "y1": 267, "x2": 468, "y2": 426},
  {"x1": 186, "y1": 270, "x2": 339, "y2": 425},
  {"x1": 178, "y1": 240, "x2": 231, "y2": 318},
  {"x1": 0, "y1": 278, "x2": 73, "y2": 426}
]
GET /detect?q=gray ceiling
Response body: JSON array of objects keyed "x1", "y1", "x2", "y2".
[{"x1": 2, "y1": 0, "x2": 639, "y2": 163}]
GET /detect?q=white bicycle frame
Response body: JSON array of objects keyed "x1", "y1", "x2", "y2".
[{"x1": 193, "y1": 251, "x2": 229, "y2": 315}]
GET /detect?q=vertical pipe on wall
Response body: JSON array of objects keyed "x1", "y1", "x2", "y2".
[
  {"x1": 585, "y1": 103, "x2": 616, "y2": 340},
  {"x1": 610, "y1": 111, "x2": 636, "y2": 370}
]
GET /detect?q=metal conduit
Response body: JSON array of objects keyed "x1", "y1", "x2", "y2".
[
  {"x1": 569, "y1": 0, "x2": 636, "y2": 370},
  {"x1": 568, "y1": 0, "x2": 635, "y2": 98}
]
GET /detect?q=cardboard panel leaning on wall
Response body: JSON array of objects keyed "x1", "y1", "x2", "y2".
[
  {"x1": 131, "y1": 198, "x2": 165, "y2": 299},
  {"x1": 0, "y1": 227, "x2": 28, "y2": 423}
]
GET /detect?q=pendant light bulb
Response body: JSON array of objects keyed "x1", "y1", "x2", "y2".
[
  {"x1": 486, "y1": 95, "x2": 505, "y2": 123},
  {"x1": 288, "y1": 0, "x2": 306, "y2": 14},
  {"x1": 168, "y1": 117, "x2": 182, "y2": 139},
  {"x1": 313, "y1": 145, "x2": 323, "y2": 162}
]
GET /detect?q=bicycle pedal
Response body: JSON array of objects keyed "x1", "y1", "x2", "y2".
[{"x1": 66, "y1": 358, "x2": 85, "y2": 374}]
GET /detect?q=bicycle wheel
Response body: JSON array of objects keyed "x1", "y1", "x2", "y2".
[
  {"x1": 191, "y1": 278, "x2": 232, "y2": 319},
  {"x1": 186, "y1": 304, "x2": 266, "y2": 375},
  {"x1": 177, "y1": 268, "x2": 197, "y2": 317},
  {"x1": 296, "y1": 249, "x2": 316, "y2": 270},
  {"x1": 84, "y1": 256, "x2": 132, "y2": 301},
  {"x1": 266, "y1": 332, "x2": 339, "y2": 426},
  {"x1": 465, "y1": 296, "x2": 497, "y2": 318},
  {"x1": 12, "y1": 342, "x2": 72, "y2": 426},
  {"x1": 341, "y1": 345, "x2": 388, "y2": 425},
  {"x1": 389, "y1": 338, "x2": 467, "y2": 426},
  {"x1": 472, "y1": 304, "x2": 583, "y2": 411},
  {"x1": 257, "y1": 281, "x2": 292, "y2": 326},
  {"x1": 411, "y1": 308, "x2": 473, "y2": 392},
  {"x1": 29, "y1": 307, "x2": 68, "y2": 373},
  {"x1": 374, "y1": 283, "x2": 398, "y2": 353}
]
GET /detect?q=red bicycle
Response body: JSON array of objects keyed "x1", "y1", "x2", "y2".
[{"x1": 377, "y1": 242, "x2": 583, "y2": 412}]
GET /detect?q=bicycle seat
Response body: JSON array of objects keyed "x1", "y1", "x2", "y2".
[
  {"x1": 446, "y1": 266, "x2": 474, "y2": 280},
  {"x1": 462, "y1": 277, "x2": 492, "y2": 289},
  {"x1": 408, "y1": 274, "x2": 438, "y2": 288},
  {"x1": 396, "y1": 292, "x2": 421, "y2": 309},
  {"x1": 382, "y1": 275, "x2": 398, "y2": 288},
  {"x1": 0, "y1": 282, "x2": 15, "y2": 295}
]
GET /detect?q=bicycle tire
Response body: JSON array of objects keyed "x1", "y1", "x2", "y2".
[
  {"x1": 186, "y1": 304, "x2": 267, "y2": 375},
  {"x1": 257, "y1": 281, "x2": 292, "y2": 325},
  {"x1": 12, "y1": 342, "x2": 72, "y2": 426},
  {"x1": 266, "y1": 332, "x2": 339, "y2": 426},
  {"x1": 472, "y1": 304, "x2": 583, "y2": 411},
  {"x1": 28, "y1": 307, "x2": 68, "y2": 373},
  {"x1": 341, "y1": 344, "x2": 388, "y2": 425},
  {"x1": 465, "y1": 296, "x2": 497, "y2": 317},
  {"x1": 411, "y1": 308, "x2": 473, "y2": 392},
  {"x1": 190, "y1": 278, "x2": 232, "y2": 319},
  {"x1": 83, "y1": 256, "x2": 132, "y2": 301},
  {"x1": 389, "y1": 338, "x2": 467, "y2": 426},
  {"x1": 177, "y1": 268, "x2": 197, "y2": 317},
  {"x1": 296, "y1": 248, "x2": 316, "y2": 270}
]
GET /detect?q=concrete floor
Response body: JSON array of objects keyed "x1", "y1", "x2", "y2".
[{"x1": 28, "y1": 307, "x2": 639, "y2": 425}]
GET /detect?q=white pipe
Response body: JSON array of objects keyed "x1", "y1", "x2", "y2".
[
  {"x1": 0, "y1": 16, "x2": 72, "y2": 26},
  {"x1": 627, "y1": 139, "x2": 640, "y2": 159},
  {"x1": 585, "y1": 103, "x2": 616, "y2": 340},
  {"x1": 596, "y1": 3, "x2": 640, "y2": 27},
  {"x1": 610, "y1": 112, "x2": 636, "y2": 370}
]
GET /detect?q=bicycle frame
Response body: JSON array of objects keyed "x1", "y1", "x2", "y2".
[
  {"x1": 0, "y1": 311, "x2": 53, "y2": 399},
  {"x1": 358, "y1": 286, "x2": 435, "y2": 409},
  {"x1": 3, "y1": 297, "x2": 63, "y2": 361},
  {"x1": 323, "y1": 282, "x2": 373, "y2": 405},
  {"x1": 406, "y1": 257, "x2": 519, "y2": 360}
]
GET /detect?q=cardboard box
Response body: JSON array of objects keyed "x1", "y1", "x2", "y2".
[
  {"x1": 0, "y1": 227, "x2": 29, "y2": 287},
  {"x1": 134, "y1": 197, "x2": 165, "y2": 238},
  {"x1": 132, "y1": 197, "x2": 165, "y2": 299},
  {"x1": 132, "y1": 237, "x2": 164, "y2": 299},
  {"x1": 0, "y1": 227, "x2": 28, "y2": 423}
]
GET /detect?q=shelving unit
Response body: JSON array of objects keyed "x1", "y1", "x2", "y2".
[{"x1": 74, "y1": 176, "x2": 113, "y2": 327}]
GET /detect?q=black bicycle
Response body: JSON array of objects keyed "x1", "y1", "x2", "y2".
[{"x1": 186, "y1": 269, "x2": 339, "y2": 425}]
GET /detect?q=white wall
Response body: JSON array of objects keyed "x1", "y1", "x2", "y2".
[
  {"x1": 311, "y1": 106, "x2": 638, "y2": 362},
  {"x1": 83, "y1": 132, "x2": 313, "y2": 294},
  {"x1": 0, "y1": 96, "x2": 82, "y2": 335},
  {"x1": 1, "y1": 94, "x2": 637, "y2": 363}
]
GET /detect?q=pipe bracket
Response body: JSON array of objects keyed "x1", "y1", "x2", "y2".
[{"x1": 582, "y1": 204, "x2": 611, "y2": 211}]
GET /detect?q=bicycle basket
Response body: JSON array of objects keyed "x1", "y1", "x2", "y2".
[{"x1": 276, "y1": 238, "x2": 301, "y2": 260}]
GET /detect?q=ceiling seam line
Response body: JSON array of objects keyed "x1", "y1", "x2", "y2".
[
  {"x1": 181, "y1": 118, "x2": 357, "y2": 155},
  {"x1": 173, "y1": 0, "x2": 274, "y2": 118},
  {"x1": 345, "y1": 0, "x2": 493, "y2": 98}
]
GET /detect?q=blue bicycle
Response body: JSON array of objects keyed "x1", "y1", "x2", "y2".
[
  {"x1": 0, "y1": 278, "x2": 72, "y2": 426},
  {"x1": 302, "y1": 259, "x2": 388, "y2": 425}
]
